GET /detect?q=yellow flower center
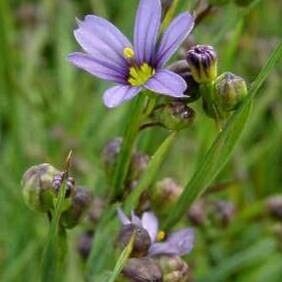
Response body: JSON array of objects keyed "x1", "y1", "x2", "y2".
[
  {"x1": 157, "y1": 230, "x2": 166, "y2": 241},
  {"x1": 128, "y1": 63, "x2": 155, "y2": 86},
  {"x1": 123, "y1": 47, "x2": 155, "y2": 86}
]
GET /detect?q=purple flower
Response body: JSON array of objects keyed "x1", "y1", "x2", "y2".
[
  {"x1": 117, "y1": 208, "x2": 194, "y2": 257},
  {"x1": 68, "y1": 0, "x2": 194, "y2": 108}
]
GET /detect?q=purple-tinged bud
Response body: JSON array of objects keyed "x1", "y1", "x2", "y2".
[
  {"x1": 266, "y1": 196, "x2": 282, "y2": 220},
  {"x1": 122, "y1": 257, "x2": 162, "y2": 282},
  {"x1": 169, "y1": 60, "x2": 200, "y2": 102},
  {"x1": 88, "y1": 197, "x2": 105, "y2": 226},
  {"x1": 77, "y1": 231, "x2": 93, "y2": 260},
  {"x1": 101, "y1": 137, "x2": 122, "y2": 176},
  {"x1": 60, "y1": 187, "x2": 92, "y2": 229},
  {"x1": 212, "y1": 200, "x2": 236, "y2": 226},
  {"x1": 157, "y1": 102, "x2": 195, "y2": 131},
  {"x1": 118, "y1": 224, "x2": 151, "y2": 257},
  {"x1": 186, "y1": 45, "x2": 217, "y2": 84},
  {"x1": 215, "y1": 72, "x2": 248, "y2": 111},
  {"x1": 152, "y1": 178, "x2": 183, "y2": 215},
  {"x1": 128, "y1": 152, "x2": 150, "y2": 182},
  {"x1": 21, "y1": 163, "x2": 60, "y2": 212},
  {"x1": 187, "y1": 200, "x2": 207, "y2": 226},
  {"x1": 158, "y1": 256, "x2": 192, "y2": 282}
]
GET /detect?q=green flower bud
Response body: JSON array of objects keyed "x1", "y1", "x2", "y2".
[
  {"x1": 151, "y1": 178, "x2": 183, "y2": 216},
  {"x1": 186, "y1": 45, "x2": 217, "y2": 84},
  {"x1": 122, "y1": 257, "x2": 162, "y2": 282},
  {"x1": 21, "y1": 163, "x2": 60, "y2": 212},
  {"x1": 118, "y1": 224, "x2": 151, "y2": 257},
  {"x1": 60, "y1": 187, "x2": 92, "y2": 229},
  {"x1": 215, "y1": 72, "x2": 248, "y2": 111},
  {"x1": 157, "y1": 102, "x2": 195, "y2": 131},
  {"x1": 158, "y1": 256, "x2": 192, "y2": 282}
]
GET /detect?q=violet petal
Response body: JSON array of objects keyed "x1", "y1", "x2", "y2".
[
  {"x1": 134, "y1": 0, "x2": 161, "y2": 64},
  {"x1": 131, "y1": 211, "x2": 143, "y2": 227},
  {"x1": 103, "y1": 85, "x2": 141, "y2": 108},
  {"x1": 68, "y1": 52, "x2": 126, "y2": 83},
  {"x1": 117, "y1": 208, "x2": 131, "y2": 225},
  {"x1": 145, "y1": 69, "x2": 187, "y2": 97},
  {"x1": 141, "y1": 212, "x2": 159, "y2": 243},
  {"x1": 148, "y1": 242, "x2": 179, "y2": 256},
  {"x1": 74, "y1": 15, "x2": 132, "y2": 70},
  {"x1": 166, "y1": 228, "x2": 195, "y2": 256},
  {"x1": 156, "y1": 13, "x2": 194, "y2": 68}
]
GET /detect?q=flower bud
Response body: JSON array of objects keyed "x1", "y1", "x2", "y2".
[
  {"x1": 187, "y1": 200, "x2": 207, "y2": 226},
  {"x1": 122, "y1": 257, "x2": 162, "y2": 282},
  {"x1": 266, "y1": 196, "x2": 282, "y2": 220},
  {"x1": 128, "y1": 152, "x2": 150, "y2": 183},
  {"x1": 77, "y1": 231, "x2": 93, "y2": 260},
  {"x1": 186, "y1": 45, "x2": 217, "y2": 84},
  {"x1": 21, "y1": 163, "x2": 60, "y2": 212},
  {"x1": 101, "y1": 137, "x2": 122, "y2": 177},
  {"x1": 212, "y1": 200, "x2": 236, "y2": 227},
  {"x1": 117, "y1": 224, "x2": 151, "y2": 257},
  {"x1": 215, "y1": 72, "x2": 248, "y2": 111},
  {"x1": 87, "y1": 197, "x2": 105, "y2": 226},
  {"x1": 60, "y1": 187, "x2": 92, "y2": 229},
  {"x1": 151, "y1": 178, "x2": 183, "y2": 215},
  {"x1": 158, "y1": 256, "x2": 192, "y2": 282},
  {"x1": 157, "y1": 102, "x2": 195, "y2": 131},
  {"x1": 169, "y1": 60, "x2": 200, "y2": 102}
]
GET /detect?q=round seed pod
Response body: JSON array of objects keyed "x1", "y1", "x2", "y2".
[{"x1": 21, "y1": 163, "x2": 60, "y2": 212}]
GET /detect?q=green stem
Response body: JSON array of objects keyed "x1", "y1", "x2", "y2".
[
  {"x1": 41, "y1": 180, "x2": 68, "y2": 282},
  {"x1": 111, "y1": 93, "x2": 156, "y2": 200}
]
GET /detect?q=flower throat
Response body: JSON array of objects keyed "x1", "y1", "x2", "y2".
[{"x1": 123, "y1": 47, "x2": 155, "y2": 86}]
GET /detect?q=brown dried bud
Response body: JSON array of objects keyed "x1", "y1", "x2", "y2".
[
  {"x1": 123, "y1": 257, "x2": 162, "y2": 282},
  {"x1": 88, "y1": 197, "x2": 106, "y2": 226},
  {"x1": 118, "y1": 224, "x2": 151, "y2": 257},
  {"x1": 212, "y1": 200, "x2": 236, "y2": 226},
  {"x1": 128, "y1": 152, "x2": 150, "y2": 183}
]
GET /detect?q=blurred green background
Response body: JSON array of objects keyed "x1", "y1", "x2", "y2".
[{"x1": 0, "y1": 0, "x2": 281, "y2": 281}]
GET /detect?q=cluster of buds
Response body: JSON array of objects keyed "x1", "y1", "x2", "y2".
[
  {"x1": 21, "y1": 163, "x2": 92, "y2": 229},
  {"x1": 188, "y1": 199, "x2": 236, "y2": 227},
  {"x1": 185, "y1": 44, "x2": 248, "y2": 122}
]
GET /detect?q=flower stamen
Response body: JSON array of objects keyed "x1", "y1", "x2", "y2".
[
  {"x1": 157, "y1": 230, "x2": 166, "y2": 241},
  {"x1": 123, "y1": 47, "x2": 135, "y2": 59},
  {"x1": 128, "y1": 63, "x2": 155, "y2": 86}
]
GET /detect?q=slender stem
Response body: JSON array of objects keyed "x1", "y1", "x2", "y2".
[{"x1": 111, "y1": 93, "x2": 156, "y2": 200}]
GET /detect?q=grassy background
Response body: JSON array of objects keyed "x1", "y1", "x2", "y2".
[{"x1": 0, "y1": 0, "x2": 281, "y2": 281}]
